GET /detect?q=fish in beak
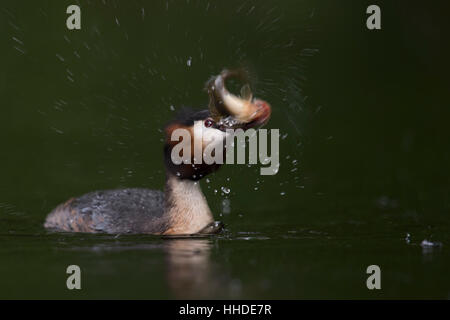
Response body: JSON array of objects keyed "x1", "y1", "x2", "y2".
[{"x1": 206, "y1": 69, "x2": 271, "y2": 130}]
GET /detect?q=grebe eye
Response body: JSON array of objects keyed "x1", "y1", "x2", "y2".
[{"x1": 204, "y1": 118, "x2": 214, "y2": 127}]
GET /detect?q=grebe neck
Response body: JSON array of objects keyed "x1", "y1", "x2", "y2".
[{"x1": 163, "y1": 171, "x2": 214, "y2": 235}]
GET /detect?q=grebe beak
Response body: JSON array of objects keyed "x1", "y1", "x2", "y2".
[{"x1": 206, "y1": 70, "x2": 271, "y2": 129}]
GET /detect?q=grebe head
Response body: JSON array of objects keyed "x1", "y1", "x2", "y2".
[
  {"x1": 164, "y1": 70, "x2": 272, "y2": 181},
  {"x1": 163, "y1": 108, "x2": 231, "y2": 181}
]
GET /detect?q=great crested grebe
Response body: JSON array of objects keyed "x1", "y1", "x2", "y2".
[{"x1": 44, "y1": 70, "x2": 271, "y2": 235}]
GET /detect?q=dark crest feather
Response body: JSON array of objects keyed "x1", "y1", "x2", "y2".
[{"x1": 166, "y1": 107, "x2": 210, "y2": 127}]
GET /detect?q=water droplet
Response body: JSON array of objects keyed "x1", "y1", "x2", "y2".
[
  {"x1": 405, "y1": 233, "x2": 411, "y2": 244},
  {"x1": 222, "y1": 199, "x2": 231, "y2": 215},
  {"x1": 221, "y1": 187, "x2": 230, "y2": 194},
  {"x1": 56, "y1": 53, "x2": 64, "y2": 62},
  {"x1": 421, "y1": 239, "x2": 442, "y2": 248}
]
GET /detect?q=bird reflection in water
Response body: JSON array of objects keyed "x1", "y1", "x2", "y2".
[
  {"x1": 164, "y1": 238, "x2": 221, "y2": 299},
  {"x1": 72, "y1": 236, "x2": 229, "y2": 298}
]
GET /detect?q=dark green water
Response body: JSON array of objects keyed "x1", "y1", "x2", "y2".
[{"x1": 1, "y1": 1, "x2": 449, "y2": 299}]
